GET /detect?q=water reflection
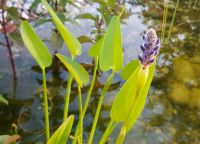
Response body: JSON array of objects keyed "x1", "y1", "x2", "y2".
[{"x1": 0, "y1": 0, "x2": 200, "y2": 144}]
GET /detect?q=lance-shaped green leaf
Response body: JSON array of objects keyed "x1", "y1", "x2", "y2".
[
  {"x1": 99, "y1": 16, "x2": 123, "y2": 72},
  {"x1": 121, "y1": 60, "x2": 139, "y2": 80},
  {"x1": 55, "y1": 53, "x2": 89, "y2": 87},
  {"x1": 110, "y1": 65, "x2": 141, "y2": 121},
  {"x1": 47, "y1": 115, "x2": 74, "y2": 144},
  {"x1": 0, "y1": 95, "x2": 8, "y2": 105},
  {"x1": 125, "y1": 62, "x2": 156, "y2": 131},
  {"x1": 88, "y1": 36, "x2": 104, "y2": 57},
  {"x1": 41, "y1": 0, "x2": 81, "y2": 56},
  {"x1": 21, "y1": 21, "x2": 52, "y2": 69}
]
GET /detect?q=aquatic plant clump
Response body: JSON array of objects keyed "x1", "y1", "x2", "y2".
[{"x1": 138, "y1": 28, "x2": 160, "y2": 68}]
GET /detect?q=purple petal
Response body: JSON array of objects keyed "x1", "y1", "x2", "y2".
[
  {"x1": 138, "y1": 55, "x2": 143, "y2": 63},
  {"x1": 149, "y1": 50, "x2": 154, "y2": 56},
  {"x1": 156, "y1": 38, "x2": 160, "y2": 45},
  {"x1": 153, "y1": 46, "x2": 159, "y2": 51},
  {"x1": 143, "y1": 54, "x2": 148, "y2": 60},
  {"x1": 140, "y1": 45, "x2": 145, "y2": 52},
  {"x1": 142, "y1": 35, "x2": 146, "y2": 41},
  {"x1": 148, "y1": 59, "x2": 154, "y2": 64},
  {"x1": 144, "y1": 43, "x2": 148, "y2": 49}
]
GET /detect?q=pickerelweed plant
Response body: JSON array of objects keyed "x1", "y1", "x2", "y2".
[{"x1": 20, "y1": 0, "x2": 160, "y2": 143}]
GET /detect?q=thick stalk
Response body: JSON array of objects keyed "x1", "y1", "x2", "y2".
[
  {"x1": 77, "y1": 86, "x2": 83, "y2": 144},
  {"x1": 167, "y1": 0, "x2": 179, "y2": 41},
  {"x1": 88, "y1": 71, "x2": 115, "y2": 144},
  {"x1": 116, "y1": 123, "x2": 127, "y2": 144},
  {"x1": 72, "y1": 57, "x2": 99, "y2": 144},
  {"x1": 63, "y1": 74, "x2": 73, "y2": 121},
  {"x1": 42, "y1": 69, "x2": 50, "y2": 141}
]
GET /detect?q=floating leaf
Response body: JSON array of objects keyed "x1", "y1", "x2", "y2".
[
  {"x1": 0, "y1": 95, "x2": 8, "y2": 105},
  {"x1": 121, "y1": 60, "x2": 139, "y2": 80},
  {"x1": 47, "y1": 115, "x2": 74, "y2": 144},
  {"x1": 99, "y1": 16, "x2": 123, "y2": 72},
  {"x1": 21, "y1": 21, "x2": 52, "y2": 69},
  {"x1": 88, "y1": 37, "x2": 104, "y2": 57},
  {"x1": 41, "y1": 0, "x2": 81, "y2": 56},
  {"x1": 56, "y1": 53, "x2": 89, "y2": 87}
]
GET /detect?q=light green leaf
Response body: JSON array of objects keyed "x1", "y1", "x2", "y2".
[
  {"x1": 99, "y1": 16, "x2": 123, "y2": 72},
  {"x1": 125, "y1": 62, "x2": 156, "y2": 131},
  {"x1": 47, "y1": 115, "x2": 74, "y2": 144},
  {"x1": 0, "y1": 95, "x2": 8, "y2": 105},
  {"x1": 110, "y1": 65, "x2": 141, "y2": 121},
  {"x1": 41, "y1": 0, "x2": 81, "y2": 57},
  {"x1": 55, "y1": 53, "x2": 89, "y2": 87},
  {"x1": 121, "y1": 60, "x2": 139, "y2": 80},
  {"x1": 88, "y1": 37, "x2": 104, "y2": 57},
  {"x1": 21, "y1": 21, "x2": 52, "y2": 69}
]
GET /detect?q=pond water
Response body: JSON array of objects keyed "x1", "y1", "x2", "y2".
[{"x1": 0, "y1": 0, "x2": 200, "y2": 144}]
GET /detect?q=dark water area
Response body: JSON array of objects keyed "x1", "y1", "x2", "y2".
[{"x1": 0, "y1": 0, "x2": 200, "y2": 143}]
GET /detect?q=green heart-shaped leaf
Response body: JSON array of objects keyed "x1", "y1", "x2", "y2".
[
  {"x1": 56, "y1": 53, "x2": 89, "y2": 87},
  {"x1": 99, "y1": 16, "x2": 123, "y2": 72},
  {"x1": 21, "y1": 21, "x2": 52, "y2": 70}
]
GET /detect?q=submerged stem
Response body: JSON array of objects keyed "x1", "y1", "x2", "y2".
[
  {"x1": 42, "y1": 69, "x2": 50, "y2": 141},
  {"x1": 72, "y1": 57, "x2": 99, "y2": 144},
  {"x1": 63, "y1": 74, "x2": 73, "y2": 121},
  {"x1": 88, "y1": 71, "x2": 115, "y2": 144}
]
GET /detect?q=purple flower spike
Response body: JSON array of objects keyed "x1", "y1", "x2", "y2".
[{"x1": 138, "y1": 28, "x2": 160, "y2": 68}]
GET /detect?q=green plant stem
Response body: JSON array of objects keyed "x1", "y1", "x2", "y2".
[
  {"x1": 78, "y1": 86, "x2": 83, "y2": 144},
  {"x1": 63, "y1": 74, "x2": 73, "y2": 121},
  {"x1": 42, "y1": 69, "x2": 50, "y2": 141},
  {"x1": 99, "y1": 120, "x2": 119, "y2": 144},
  {"x1": 116, "y1": 123, "x2": 127, "y2": 144},
  {"x1": 88, "y1": 71, "x2": 115, "y2": 144},
  {"x1": 72, "y1": 57, "x2": 99, "y2": 144},
  {"x1": 161, "y1": 1, "x2": 168, "y2": 43},
  {"x1": 167, "y1": 0, "x2": 179, "y2": 41}
]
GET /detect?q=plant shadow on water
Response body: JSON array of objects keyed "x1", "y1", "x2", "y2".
[{"x1": 0, "y1": 0, "x2": 200, "y2": 144}]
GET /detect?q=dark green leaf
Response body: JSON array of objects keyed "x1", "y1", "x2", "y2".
[
  {"x1": 8, "y1": 32, "x2": 23, "y2": 48},
  {"x1": 7, "y1": 7, "x2": 19, "y2": 20},
  {"x1": 77, "y1": 36, "x2": 93, "y2": 44},
  {"x1": 50, "y1": 31, "x2": 63, "y2": 50},
  {"x1": 34, "y1": 18, "x2": 52, "y2": 28},
  {"x1": 75, "y1": 13, "x2": 96, "y2": 21}
]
